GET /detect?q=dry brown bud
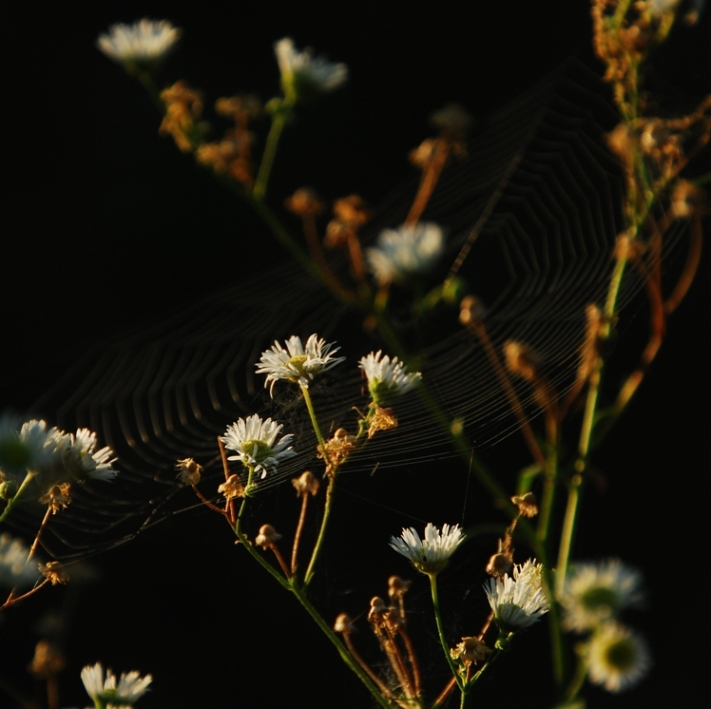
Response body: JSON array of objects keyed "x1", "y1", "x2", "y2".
[
  {"x1": 486, "y1": 552, "x2": 513, "y2": 578},
  {"x1": 387, "y1": 575, "x2": 411, "y2": 599},
  {"x1": 255, "y1": 524, "x2": 282, "y2": 549},
  {"x1": 367, "y1": 405, "x2": 398, "y2": 439},
  {"x1": 512, "y1": 492, "x2": 539, "y2": 518},
  {"x1": 323, "y1": 219, "x2": 352, "y2": 248},
  {"x1": 39, "y1": 483, "x2": 71, "y2": 514},
  {"x1": 504, "y1": 341, "x2": 541, "y2": 382},
  {"x1": 334, "y1": 613, "x2": 356, "y2": 634},
  {"x1": 409, "y1": 138, "x2": 438, "y2": 169},
  {"x1": 333, "y1": 195, "x2": 371, "y2": 227},
  {"x1": 215, "y1": 94, "x2": 262, "y2": 120},
  {"x1": 318, "y1": 428, "x2": 357, "y2": 468},
  {"x1": 459, "y1": 295, "x2": 486, "y2": 327},
  {"x1": 671, "y1": 180, "x2": 707, "y2": 219},
  {"x1": 292, "y1": 470, "x2": 320, "y2": 496},
  {"x1": 175, "y1": 458, "x2": 203, "y2": 486},
  {"x1": 29, "y1": 640, "x2": 65, "y2": 679},
  {"x1": 285, "y1": 187, "x2": 325, "y2": 217}
]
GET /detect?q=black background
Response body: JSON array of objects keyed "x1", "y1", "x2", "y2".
[{"x1": 3, "y1": 1, "x2": 710, "y2": 707}]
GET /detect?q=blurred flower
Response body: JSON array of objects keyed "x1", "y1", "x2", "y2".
[
  {"x1": 0, "y1": 533, "x2": 40, "y2": 589},
  {"x1": 0, "y1": 416, "x2": 54, "y2": 477},
  {"x1": 485, "y1": 559, "x2": 549, "y2": 630},
  {"x1": 275, "y1": 38, "x2": 348, "y2": 102},
  {"x1": 559, "y1": 559, "x2": 643, "y2": 632},
  {"x1": 97, "y1": 18, "x2": 181, "y2": 67},
  {"x1": 359, "y1": 351, "x2": 422, "y2": 404},
  {"x1": 390, "y1": 522, "x2": 464, "y2": 574},
  {"x1": 587, "y1": 623, "x2": 651, "y2": 692},
  {"x1": 81, "y1": 662, "x2": 152, "y2": 706},
  {"x1": 175, "y1": 458, "x2": 203, "y2": 486},
  {"x1": 50, "y1": 428, "x2": 117, "y2": 481},
  {"x1": 221, "y1": 415, "x2": 295, "y2": 479},
  {"x1": 256, "y1": 334, "x2": 345, "y2": 395},
  {"x1": 366, "y1": 223, "x2": 444, "y2": 285}
]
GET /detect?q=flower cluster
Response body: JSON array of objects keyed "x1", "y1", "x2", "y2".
[
  {"x1": 221, "y1": 414, "x2": 296, "y2": 479},
  {"x1": 0, "y1": 533, "x2": 40, "y2": 589},
  {"x1": 359, "y1": 351, "x2": 422, "y2": 404},
  {"x1": 97, "y1": 18, "x2": 181, "y2": 67},
  {"x1": 81, "y1": 662, "x2": 152, "y2": 706},
  {"x1": 390, "y1": 522, "x2": 464, "y2": 575},
  {"x1": 366, "y1": 223, "x2": 444, "y2": 285},
  {"x1": 275, "y1": 38, "x2": 348, "y2": 102},
  {"x1": 256, "y1": 334, "x2": 345, "y2": 395},
  {"x1": 0, "y1": 416, "x2": 117, "y2": 484},
  {"x1": 558, "y1": 559, "x2": 649, "y2": 692},
  {"x1": 484, "y1": 559, "x2": 549, "y2": 630}
]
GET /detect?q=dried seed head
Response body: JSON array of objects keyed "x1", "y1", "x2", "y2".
[
  {"x1": 450, "y1": 636, "x2": 491, "y2": 665},
  {"x1": 671, "y1": 180, "x2": 707, "y2": 219},
  {"x1": 285, "y1": 187, "x2": 325, "y2": 217},
  {"x1": 430, "y1": 102, "x2": 473, "y2": 142},
  {"x1": 409, "y1": 137, "x2": 438, "y2": 168},
  {"x1": 512, "y1": 492, "x2": 539, "y2": 518},
  {"x1": 334, "y1": 613, "x2": 356, "y2": 634},
  {"x1": 323, "y1": 219, "x2": 352, "y2": 248},
  {"x1": 218, "y1": 474, "x2": 245, "y2": 500},
  {"x1": 387, "y1": 575, "x2": 412, "y2": 599},
  {"x1": 367, "y1": 405, "x2": 398, "y2": 439},
  {"x1": 39, "y1": 483, "x2": 72, "y2": 514},
  {"x1": 318, "y1": 428, "x2": 357, "y2": 469},
  {"x1": 40, "y1": 561, "x2": 69, "y2": 586},
  {"x1": 459, "y1": 295, "x2": 486, "y2": 327},
  {"x1": 215, "y1": 94, "x2": 262, "y2": 120},
  {"x1": 292, "y1": 470, "x2": 320, "y2": 496},
  {"x1": 175, "y1": 458, "x2": 203, "y2": 486},
  {"x1": 255, "y1": 524, "x2": 282, "y2": 549},
  {"x1": 368, "y1": 596, "x2": 387, "y2": 623}
]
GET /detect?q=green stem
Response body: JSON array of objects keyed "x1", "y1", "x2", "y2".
[
  {"x1": 301, "y1": 385, "x2": 327, "y2": 456},
  {"x1": 556, "y1": 475, "x2": 583, "y2": 597},
  {"x1": 0, "y1": 471, "x2": 36, "y2": 524},
  {"x1": 428, "y1": 573, "x2": 464, "y2": 693},
  {"x1": 253, "y1": 102, "x2": 292, "y2": 201},
  {"x1": 304, "y1": 475, "x2": 336, "y2": 586}
]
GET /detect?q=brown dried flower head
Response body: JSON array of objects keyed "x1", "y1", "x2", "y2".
[
  {"x1": 292, "y1": 470, "x2": 320, "y2": 496},
  {"x1": 218, "y1": 473, "x2": 245, "y2": 500},
  {"x1": 255, "y1": 524, "x2": 281, "y2": 549},
  {"x1": 333, "y1": 195, "x2": 371, "y2": 227},
  {"x1": 387, "y1": 575, "x2": 412, "y2": 600},
  {"x1": 512, "y1": 492, "x2": 539, "y2": 518},
  {"x1": 40, "y1": 561, "x2": 69, "y2": 586},
  {"x1": 459, "y1": 295, "x2": 487, "y2": 327},
  {"x1": 504, "y1": 341, "x2": 541, "y2": 382},
  {"x1": 175, "y1": 458, "x2": 203, "y2": 486},
  {"x1": 367, "y1": 405, "x2": 398, "y2": 439},
  {"x1": 40, "y1": 483, "x2": 72, "y2": 514},
  {"x1": 30, "y1": 640, "x2": 66, "y2": 679},
  {"x1": 334, "y1": 612, "x2": 356, "y2": 634},
  {"x1": 318, "y1": 428, "x2": 357, "y2": 468},
  {"x1": 285, "y1": 187, "x2": 325, "y2": 217},
  {"x1": 451, "y1": 636, "x2": 490, "y2": 665}
]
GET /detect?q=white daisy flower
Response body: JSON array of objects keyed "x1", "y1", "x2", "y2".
[
  {"x1": 0, "y1": 533, "x2": 41, "y2": 589},
  {"x1": 0, "y1": 416, "x2": 55, "y2": 476},
  {"x1": 81, "y1": 662, "x2": 152, "y2": 706},
  {"x1": 50, "y1": 428, "x2": 118, "y2": 482},
  {"x1": 485, "y1": 559, "x2": 550, "y2": 630},
  {"x1": 559, "y1": 559, "x2": 643, "y2": 632},
  {"x1": 221, "y1": 414, "x2": 296, "y2": 479},
  {"x1": 587, "y1": 622, "x2": 651, "y2": 692},
  {"x1": 359, "y1": 351, "x2": 422, "y2": 404},
  {"x1": 97, "y1": 18, "x2": 181, "y2": 66},
  {"x1": 366, "y1": 222, "x2": 445, "y2": 285},
  {"x1": 390, "y1": 522, "x2": 464, "y2": 575},
  {"x1": 256, "y1": 334, "x2": 345, "y2": 396},
  {"x1": 275, "y1": 38, "x2": 348, "y2": 102}
]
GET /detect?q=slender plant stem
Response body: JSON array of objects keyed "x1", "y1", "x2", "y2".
[
  {"x1": 304, "y1": 476, "x2": 336, "y2": 585},
  {"x1": 253, "y1": 103, "x2": 292, "y2": 201},
  {"x1": 0, "y1": 471, "x2": 36, "y2": 524},
  {"x1": 428, "y1": 573, "x2": 464, "y2": 693}
]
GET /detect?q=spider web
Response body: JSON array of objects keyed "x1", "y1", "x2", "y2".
[{"x1": 23, "y1": 60, "x2": 692, "y2": 560}]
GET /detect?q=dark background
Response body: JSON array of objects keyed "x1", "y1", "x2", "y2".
[{"x1": 3, "y1": 1, "x2": 709, "y2": 707}]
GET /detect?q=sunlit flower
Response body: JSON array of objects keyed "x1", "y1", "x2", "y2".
[
  {"x1": 81, "y1": 662, "x2": 152, "y2": 706},
  {"x1": 485, "y1": 559, "x2": 549, "y2": 630},
  {"x1": 275, "y1": 38, "x2": 348, "y2": 102},
  {"x1": 0, "y1": 533, "x2": 41, "y2": 589},
  {"x1": 256, "y1": 334, "x2": 345, "y2": 396},
  {"x1": 390, "y1": 522, "x2": 464, "y2": 574},
  {"x1": 97, "y1": 18, "x2": 181, "y2": 67},
  {"x1": 366, "y1": 222, "x2": 444, "y2": 285},
  {"x1": 0, "y1": 416, "x2": 54, "y2": 476},
  {"x1": 50, "y1": 428, "x2": 118, "y2": 482},
  {"x1": 221, "y1": 415, "x2": 296, "y2": 479},
  {"x1": 559, "y1": 559, "x2": 643, "y2": 632},
  {"x1": 587, "y1": 622, "x2": 651, "y2": 692},
  {"x1": 359, "y1": 351, "x2": 422, "y2": 404}
]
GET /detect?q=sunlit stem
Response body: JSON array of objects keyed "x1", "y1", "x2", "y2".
[
  {"x1": 0, "y1": 470, "x2": 36, "y2": 524},
  {"x1": 291, "y1": 492, "x2": 310, "y2": 574},
  {"x1": 27, "y1": 505, "x2": 53, "y2": 561},
  {"x1": 253, "y1": 100, "x2": 294, "y2": 201},
  {"x1": 556, "y1": 474, "x2": 583, "y2": 597},
  {"x1": 135, "y1": 70, "x2": 165, "y2": 113},
  {"x1": 340, "y1": 631, "x2": 395, "y2": 700},
  {"x1": 300, "y1": 384, "x2": 329, "y2": 465},
  {"x1": 236, "y1": 465, "x2": 257, "y2": 532},
  {"x1": 427, "y1": 572, "x2": 464, "y2": 692}
]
